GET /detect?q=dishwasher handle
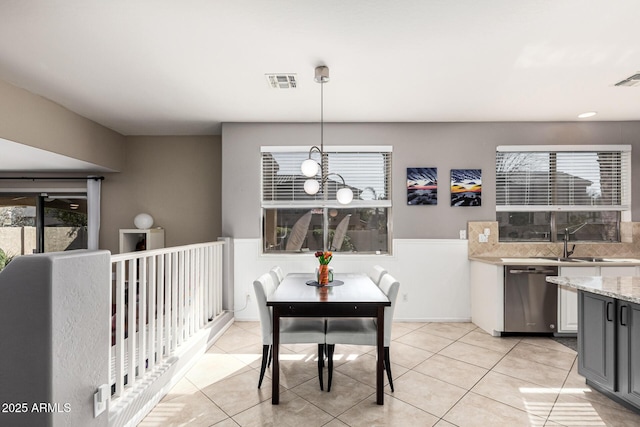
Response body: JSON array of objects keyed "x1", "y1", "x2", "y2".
[{"x1": 508, "y1": 269, "x2": 558, "y2": 275}]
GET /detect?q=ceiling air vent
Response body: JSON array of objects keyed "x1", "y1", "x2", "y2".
[
  {"x1": 265, "y1": 74, "x2": 297, "y2": 89},
  {"x1": 614, "y1": 73, "x2": 640, "y2": 87}
]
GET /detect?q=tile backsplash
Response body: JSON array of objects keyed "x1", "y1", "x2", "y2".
[{"x1": 468, "y1": 221, "x2": 640, "y2": 258}]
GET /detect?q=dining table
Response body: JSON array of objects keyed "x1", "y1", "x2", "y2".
[{"x1": 266, "y1": 272, "x2": 391, "y2": 405}]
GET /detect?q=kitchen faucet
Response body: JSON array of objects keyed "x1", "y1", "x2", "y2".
[
  {"x1": 562, "y1": 222, "x2": 588, "y2": 258},
  {"x1": 563, "y1": 228, "x2": 575, "y2": 258}
]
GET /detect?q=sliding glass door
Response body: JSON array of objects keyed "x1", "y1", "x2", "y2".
[
  {"x1": 43, "y1": 195, "x2": 88, "y2": 252},
  {"x1": 0, "y1": 193, "x2": 87, "y2": 257},
  {"x1": 0, "y1": 195, "x2": 37, "y2": 258}
]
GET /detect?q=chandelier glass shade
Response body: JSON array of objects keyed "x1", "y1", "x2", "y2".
[
  {"x1": 304, "y1": 178, "x2": 320, "y2": 195},
  {"x1": 301, "y1": 158, "x2": 320, "y2": 177},
  {"x1": 337, "y1": 187, "x2": 354, "y2": 204}
]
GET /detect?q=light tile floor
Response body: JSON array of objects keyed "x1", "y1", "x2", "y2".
[{"x1": 139, "y1": 322, "x2": 640, "y2": 426}]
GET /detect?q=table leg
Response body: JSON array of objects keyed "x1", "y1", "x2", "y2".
[
  {"x1": 376, "y1": 306, "x2": 384, "y2": 405},
  {"x1": 272, "y1": 308, "x2": 280, "y2": 404}
]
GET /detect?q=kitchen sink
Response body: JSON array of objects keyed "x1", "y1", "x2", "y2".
[
  {"x1": 534, "y1": 257, "x2": 583, "y2": 262},
  {"x1": 535, "y1": 257, "x2": 621, "y2": 263}
]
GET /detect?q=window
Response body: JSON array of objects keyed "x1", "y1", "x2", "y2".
[
  {"x1": 496, "y1": 145, "x2": 630, "y2": 242},
  {"x1": 0, "y1": 193, "x2": 88, "y2": 254},
  {"x1": 0, "y1": 176, "x2": 101, "y2": 253},
  {"x1": 44, "y1": 195, "x2": 88, "y2": 252},
  {"x1": 261, "y1": 146, "x2": 392, "y2": 253}
]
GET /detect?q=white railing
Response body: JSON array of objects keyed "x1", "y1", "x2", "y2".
[{"x1": 109, "y1": 241, "x2": 224, "y2": 400}]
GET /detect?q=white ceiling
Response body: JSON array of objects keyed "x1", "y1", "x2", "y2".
[{"x1": 0, "y1": 0, "x2": 639, "y2": 137}]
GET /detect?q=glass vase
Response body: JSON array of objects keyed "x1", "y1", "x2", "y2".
[{"x1": 318, "y1": 264, "x2": 330, "y2": 285}]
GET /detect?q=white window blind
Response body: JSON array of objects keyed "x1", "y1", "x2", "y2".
[
  {"x1": 261, "y1": 146, "x2": 392, "y2": 207},
  {"x1": 496, "y1": 146, "x2": 631, "y2": 211}
]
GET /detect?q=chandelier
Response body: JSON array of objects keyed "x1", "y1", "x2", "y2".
[{"x1": 300, "y1": 66, "x2": 353, "y2": 205}]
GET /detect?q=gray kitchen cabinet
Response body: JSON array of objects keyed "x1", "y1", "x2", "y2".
[
  {"x1": 618, "y1": 299, "x2": 640, "y2": 408},
  {"x1": 578, "y1": 290, "x2": 640, "y2": 412},
  {"x1": 578, "y1": 290, "x2": 616, "y2": 390}
]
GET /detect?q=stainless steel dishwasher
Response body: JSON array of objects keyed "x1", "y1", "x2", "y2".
[{"x1": 504, "y1": 265, "x2": 558, "y2": 333}]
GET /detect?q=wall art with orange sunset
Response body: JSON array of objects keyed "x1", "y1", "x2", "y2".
[{"x1": 450, "y1": 169, "x2": 481, "y2": 207}]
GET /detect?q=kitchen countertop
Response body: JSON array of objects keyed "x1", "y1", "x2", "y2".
[
  {"x1": 470, "y1": 256, "x2": 640, "y2": 266},
  {"x1": 546, "y1": 276, "x2": 640, "y2": 304}
]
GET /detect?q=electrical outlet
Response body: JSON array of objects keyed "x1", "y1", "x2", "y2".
[
  {"x1": 484, "y1": 228, "x2": 491, "y2": 236},
  {"x1": 402, "y1": 293, "x2": 408, "y2": 302},
  {"x1": 459, "y1": 230, "x2": 467, "y2": 239},
  {"x1": 479, "y1": 234, "x2": 489, "y2": 243}
]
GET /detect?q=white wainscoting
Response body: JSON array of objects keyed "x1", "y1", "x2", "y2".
[{"x1": 232, "y1": 239, "x2": 470, "y2": 322}]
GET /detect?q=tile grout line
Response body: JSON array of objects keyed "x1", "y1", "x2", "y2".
[
  {"x1": 544, "y1": 356, "x2": 579, "y2": 427},
  {"x1": 436, "y1": 336, "x2": 557, "y2": 425},
  {"x1": 436, "y1": 334, "x2": 516, "y2": 424},
  {"x1": 145, "y1": 323, "x2": 614, "y2": 426}
]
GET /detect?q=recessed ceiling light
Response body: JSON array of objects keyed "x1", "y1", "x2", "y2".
[{"x1": 578, "y1": 111, "x2": 597, "y2": 119}]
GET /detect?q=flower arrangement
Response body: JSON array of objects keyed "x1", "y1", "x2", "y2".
[
  {"x1": 315, "y1": 251, "x2": 333, "y2": 285},
  {"x1": 314, "y1": 251, "x2": 332, "y2": 265}
]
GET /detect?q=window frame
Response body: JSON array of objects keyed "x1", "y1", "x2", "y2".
[
  {"x1": 495, "y1": 145, "x2": 631, "y2": 242},
  {"x1": 261, "y1": 146, "x2": 393, "y2": 254}
]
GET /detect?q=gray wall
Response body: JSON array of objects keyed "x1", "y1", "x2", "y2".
[
  {"x1": 222, "y1": 122, "x2": 640, "y2": 239},
  {"x1": 101, "y1": 135, "x2": 222, "y2": 253}
]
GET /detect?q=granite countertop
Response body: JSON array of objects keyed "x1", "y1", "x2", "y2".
[
  {"x1": 547, "y1": 276, "x2": 640, "y2": 304},
  {"x1": 470, "y1": 256, "x2": 640, "y2": 266}
]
